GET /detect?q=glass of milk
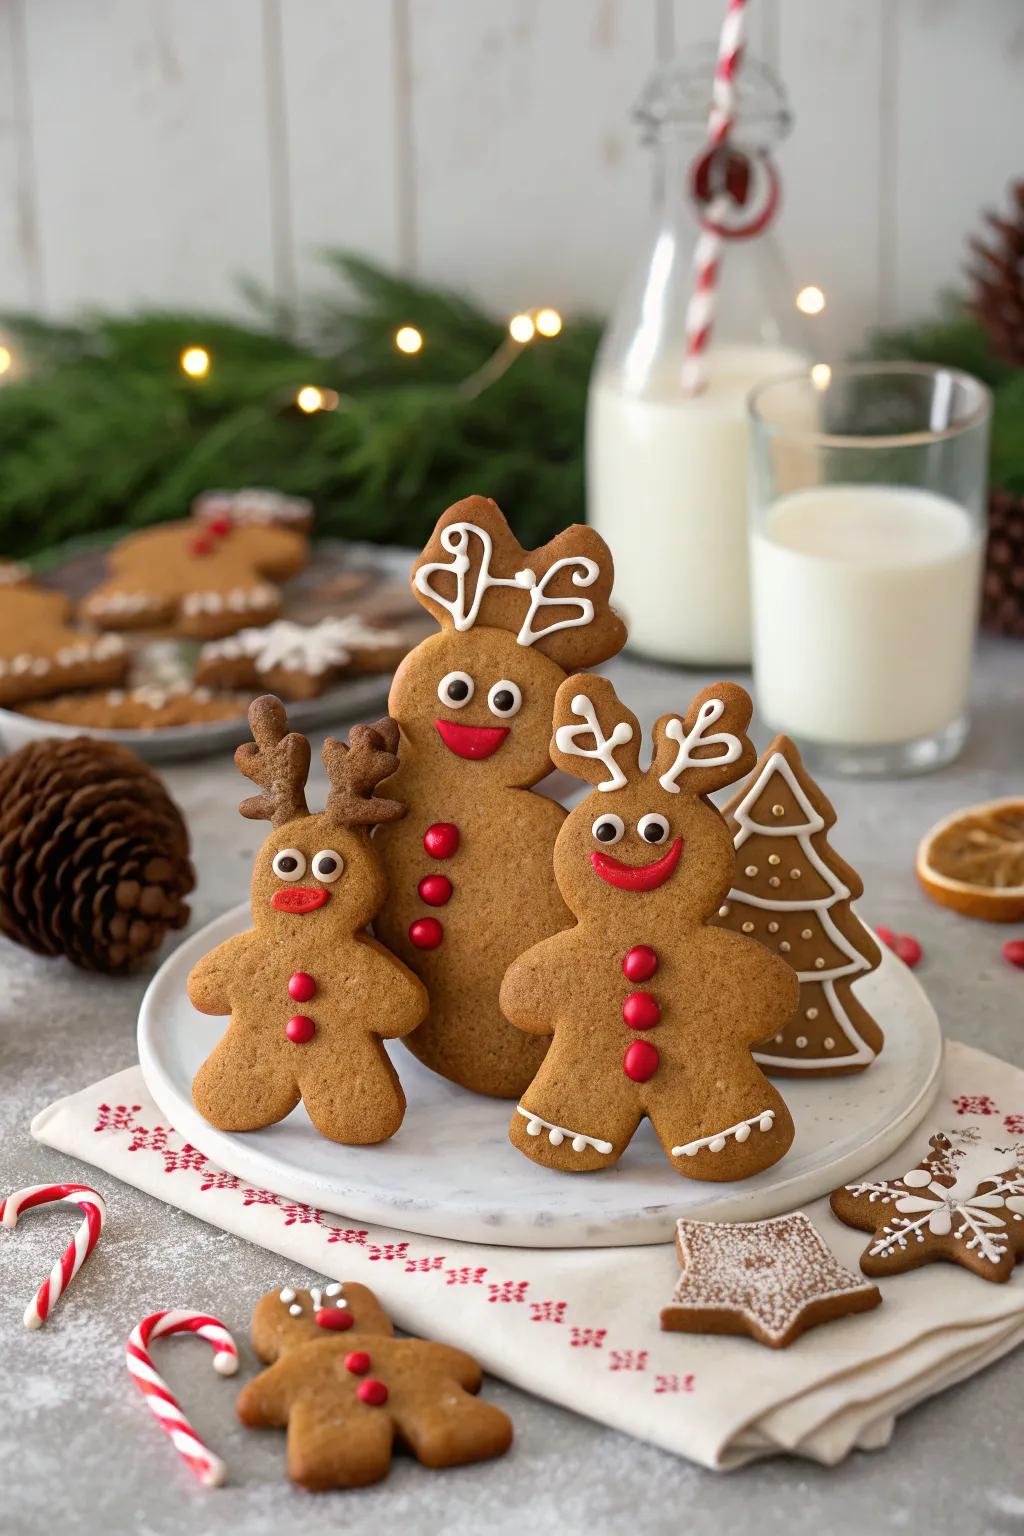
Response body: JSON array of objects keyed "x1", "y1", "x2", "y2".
[{"x1": 748, "y1": 363, "x2": 992, "y2": 776}]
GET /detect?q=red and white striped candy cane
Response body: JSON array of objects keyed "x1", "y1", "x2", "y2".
[
  {"x1": 681, "y1": 0, "x2": 749, "y2": 396},
  {"x1": 0, "y1": 1182, "x2": 106, "y2": 1329},
  {"x1": 126, "y1": 1310, "x2": 239, "y2": 1487}
]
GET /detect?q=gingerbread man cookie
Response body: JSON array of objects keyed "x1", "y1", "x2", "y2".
[
  {"x1": 236, "y1": 1283, "x2": 513, "y2": 1490},
  {"x1": 80, "y1": 518, "x2": 308, "y2": 638},
  {"x1": 501, "y1": 675, "x2": 799, "y2": 1178},
  {"x1": 189, "y1": 696, "x2": 428, "y2": 1143},
  {"x1": 0, "y1": 581, "x2": 128, "y2": 708},
  {"x1": 374, "y1": 497, "x2": 626, "y2": 1099},
  {"x1": 831, "y1": 1129, "x2": 1024, "y2": 1282},
  {"x1": 193, "y1": 486, "x2": 314, "y2": 533},
  {"x1": 714, "y1": 735, "x2": 884, "y2": 1076}
]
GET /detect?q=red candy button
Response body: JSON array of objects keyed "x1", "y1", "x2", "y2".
[
  {"x1": 622, "y1": 945, "x2": 658, "y2": 983},
  {"x1": 418, "y1": 874, "x2": 453, "y2": 907},
  {"x1": 1004, "y1": 938, "x2": 1024, "y2": 969},
  {"x1": 409, "y1": 917, "x2": 443, "y2": 950},
  {"x1": 207, "y1": 515, "x2": 232, "y2": 537},
  {"x1": 315, "y1": 1306, "x2": 353, "y2": 1331},
  {"x1": 288, "y1": 971, "x2": 316, "y2": 1002},
  {"x1": 345, "y1": 1351, "x2": 372, "y2": 1375},
  {"x1": 423, "y1": 823, "x2": 459, "y2": 859},
  {"x1": 188, "y1": 534, "x2": 214, "y2": 556},
  {"x1": 622, "y1": 991, "x2": 661, "y2": 1030},
  {"x1": 894, "y1": 934, "x2": 922, "y2": 968},
  {"x1": 357, "y1": 1379, "x2": 389, "y2": 1407},
  {"x1": 285, "y1": 1015, "x2": 315, "y2": 1043},
  {"x1": 623, "y1": 1039, "x2": 659, "y2": 1082}
]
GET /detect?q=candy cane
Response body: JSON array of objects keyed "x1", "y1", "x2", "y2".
[
  {"x1": 681, "y1": 0, "x2": 749, "y2": 396},
  {"x1": 0, "y1": 1182, "x2": 106, "y2": 1329},
  {"x1": 126, "y1": 1310, "x2": 239, "y2": 1487}
]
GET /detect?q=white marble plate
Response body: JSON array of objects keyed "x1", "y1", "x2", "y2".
[{"x1": 138, "y1": 903, "x2": 944, "y2": 1248}]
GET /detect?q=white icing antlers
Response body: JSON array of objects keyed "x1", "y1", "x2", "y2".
[
  {"x1": 554, "y1": 694, "x2": 635, "y2": 792},
  {"x1": 414, "y1": 521, "x2": 599, "y2": 646},
  {"x1": 658, "y1": 699, "x2": 742, "y2": 794}
]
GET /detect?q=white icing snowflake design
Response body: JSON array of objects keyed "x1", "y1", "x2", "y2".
[{"x1": 203, "y1": 617, "x2": 400, "y2": 676}]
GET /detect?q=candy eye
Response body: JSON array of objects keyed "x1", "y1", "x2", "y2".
[
  {"x1": 487, "y1": 680, "x2": 522, "y2": 718},
  {"x1": 272, "y1": 847, "x2": 307, "y2": 880},
  {"x1": 438, "y1": 671, "x2": 474, "y2": 708},
  {"x1": 637, "y1": 813, "x2": 670, "y2": 845},
  {"x1": 592, "y1": 814, "x2": 624, "y2": 845},
  {"x1": 311, "y1": 849, "x2": 344, "y2": 883}
]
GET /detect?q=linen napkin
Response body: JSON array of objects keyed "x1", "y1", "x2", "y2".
[{"x1": 31, "y1": 1038, "x2": 1024, "y2": 1470}]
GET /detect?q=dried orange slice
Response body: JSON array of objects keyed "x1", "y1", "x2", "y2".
[{"x1": 917, "y1": 798, "x2": 1024, "y2": 921}]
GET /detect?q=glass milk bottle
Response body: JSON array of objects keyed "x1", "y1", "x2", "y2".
[{"x1": 587, "y1": 53, "x2": 809, "y2": 665}]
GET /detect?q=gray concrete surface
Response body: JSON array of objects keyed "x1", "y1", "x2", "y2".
[{"x1": 2, "y1": 638, "x2": 1023, "y2": 1536}]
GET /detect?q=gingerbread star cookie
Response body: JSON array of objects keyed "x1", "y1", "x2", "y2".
[
  {"x1": 193, "y1": 486, "x2": 314, "y2": 533},
  {"x1": 831, "y1": 1129, "x2": 1024, "y2": 1283},
  {"x1": 195, "y1": 616, "x2": 408, "y2": 701},
  {"x1": 660, "y1": 1213, "x2": 881, "y2": 1348},
  {"x1": 236, "y1": 1283, "x2": 513, "y2": 1490},
  {"x1": 0, "y1": 582, "x2": 128, "y2": 708},
  {"x1": 80, "y1": 518, "x2": 308, "y2": 638}
]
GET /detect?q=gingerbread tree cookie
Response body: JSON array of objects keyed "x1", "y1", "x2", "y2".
[
  {"x1": 661, "y1": 1214, "x2": 881, "y2": 1347},
  {"x1": 714, "y1": 736, "x2": 883, "y2": 1076},
  {"x1": 501, "y1": 675, "x2": 799, "y2": 1179},
  {"x1": 80, "y1": 517, "x2": 307, "y2": 638},
  {"x1": 374, "y1": 497, "x2": 627, "y2": 1099},
  {"x1": 0, "y1": 582, "x2": 128, "y2": 708},
  {"x1": 236, "y1": 1283, "x2": 513, "y2": 1490},
  {"x1": 831, "y1": 1129, "x2": 1024, "y2": 1282},
  {"x1": 189, "y1": 696, "x2": 428, "y2": 1143}
]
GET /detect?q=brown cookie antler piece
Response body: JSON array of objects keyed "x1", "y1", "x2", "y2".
[
  {"x1": 323, "y1": 717, "x2": 405, "y2": 828},
  {"x1": 234, "y1": 695, "x2": 310, "y2": 825}
]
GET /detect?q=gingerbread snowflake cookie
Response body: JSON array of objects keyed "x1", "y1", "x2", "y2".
[
  {"x1": 831, "y1": 1129, "x2": 1024, "y2": 1282},
  {"x1": 80, "y1": 518, "x2": 308, "y2": 638},
  {"x1": 660, "y1": 1213, "x2": 881, "y2": 1348},
  {"x1": 195, "y1": 616, "x2": 407, "y2": 701},
  {"x1": 193, "y1": 486, "x2": 314, "y2": 533},
  {"x1": 236, "y1": 1282, "x2": 513, "y2": 1490},
  {"x1": 20, "y1": 684, "x2": 248, "y2": 730},
  {"x1": 0, "y1": 582, "x2": 128, "y2": 708}
]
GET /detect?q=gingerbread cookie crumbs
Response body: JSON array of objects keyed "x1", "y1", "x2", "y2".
[
  {"x1": 831, "y1": 1128, "x2": 1024, "y2": 1283},
  {"x1": 237, "y1": 1283, "x2": 512, "y2": 1490},
  {"x1": 0, "y1": 583, "x2": 129, "y2": 708},
  {"x1": 195, "y1": 616, "x2": 408, "y2": 702},
  {"x1": 660, "y1": 1214, "x2": 881, "y2": 1348}
]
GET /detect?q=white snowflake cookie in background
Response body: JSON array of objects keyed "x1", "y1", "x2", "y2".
[
  {"x1": 831, "y1": 1128, "x2": 1024, "y2": 1283},
  {"x1": 195, "y1": 615, "x2": 407, "y2": 701},
  {"x1": 714, "y1": 733, "x2": 884, "y2": 1076},
  {"x1": 660, "y1": 1212, "x2": 881, "y2": 1349}
]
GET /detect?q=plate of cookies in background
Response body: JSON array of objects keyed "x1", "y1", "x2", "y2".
[{"x1": 0, "y1": 489, "x2": 430, "y2": 761}]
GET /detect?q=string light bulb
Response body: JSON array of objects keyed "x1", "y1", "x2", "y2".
[
  {"x1": 180, "y1": 346, "x2": 210, "y2": 378},
  {"x1": 810, "y1": 363, "x2": 831, "y2": 390},
  {"x1": 0, "y1": 346, "x2": 12, "y2": 375},
  {"x1": 508, "y1": 313, "x2": 535, "y2": 344},
  {"x1": 395, "y1": 326, "x2": 423, "y2": 355},
  {"x1": 297, "y1": 385, "x2": 325, "y2": 413},
  {"x1": 795, "y1": 286, "x2": 826, "y2": 316},
  {"x1": 535, "y1": 308, "x2": 563, "y2": 338}
]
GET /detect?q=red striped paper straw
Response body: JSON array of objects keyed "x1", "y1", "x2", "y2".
[
  {"x1": 1, "y1": 1182, "x2": 107, "y2": 1329},
  {"x1": 681, "y1": 0, "x2": 749, "y2": 396},
  {"x1": 126, "y1": 1310, "x2": 239, "y2": 1487}
]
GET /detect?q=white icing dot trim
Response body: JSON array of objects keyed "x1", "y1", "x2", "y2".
[
  {"x1": 196, "y1": 487, "x2": 312, "y2": 524},
  {"x1": 672, "y1": 1109, "x2": 775, "y2": 1159},
  {"x1": 516, "y1": 1105, "x2": 613, "y2": 1155}
]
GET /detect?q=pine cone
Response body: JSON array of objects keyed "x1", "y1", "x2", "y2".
[
  {"x1": 968, "y1": 178, "x2": 1024, "y2": 364},
  {"x1": 0, "y1": 737, "x2": 194, "y2": 973},
  {"x1": 982, "y1": 488, "x2": 1024, "y2": 638}
]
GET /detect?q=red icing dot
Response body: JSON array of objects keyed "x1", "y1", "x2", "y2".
[
  {"x1": 188, "y1": 533, "x2": 214, "y2": 556},
  {"x1": 623, "y1": 1039, "x2": 659, "y2": 1082},
  {"x1": 622, "y1": 945, "x2": 658, "y2": 983},
  {"x1": 357, "y1": 1378, "x2": 389, "y2": 1407},
  {"x1": 207, "y1": 515, "x2": 232, "y2": 537},
  {"x1": 285, "y1": 1015, "x2": 315, "y2": 1043},
  {"x1": 423, "y1": 823, "x2": 459, "y2": 859},
  {"x1": 1003, "y1": 938, "x2": 1024, "y2": 969},
  {"x1": 316, "y1": 1306, "x2": 353, "y2": 1331},
  {"x1": 288, "y1": 971, "x2": 316, "y2": 1002},
  {"x1": 622, "y1": 991, "x2": 661, "y2": 1030},
  {"x1": 409, "y1": 917, "x2": 443, "y2": 950},
  {"x1": 345, "y1": 1350, "x2": 372, "y2": 1375},
  {"x1": 894, "y1": 933, "x2": 922, "y2": 968},
  {"x1": 418, "y1": 874, "x2": 453, "y2": 907}
]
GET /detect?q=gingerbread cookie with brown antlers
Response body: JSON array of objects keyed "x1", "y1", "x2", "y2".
[
  {"x1": 501, "y1": 675, "x2": 799, "y2": 1179},
  {"x1": 189, "y1": 696, "x2": 428, "y2": 1143}
]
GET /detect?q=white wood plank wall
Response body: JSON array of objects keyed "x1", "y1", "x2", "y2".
[{"x1": 1, "y1": 0, "x2": 1021, "y2": 350}]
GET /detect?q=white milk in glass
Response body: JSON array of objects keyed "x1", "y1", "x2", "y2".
[
  {"x1": 751, "y1": 485, "x2": 982, "y2": 745},
  {"x1": 588, "y1": 344, "x2": 805, "y2": 665}
]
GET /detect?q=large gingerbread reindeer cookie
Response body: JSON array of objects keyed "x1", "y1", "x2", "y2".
[
  {"x1": 374, "y1": 496, "x2": 626, "y2": 1098},
  {"x1": 189, "y1": 696, "x2": 428, "y2": 1143},
  {"x1": 501, "y1": 676, "x2": 799, "y2": 1179}
]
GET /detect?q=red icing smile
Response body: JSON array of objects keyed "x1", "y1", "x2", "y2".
[
  {"x1": 271, "y1": 886, "x2": 329, "y2": 914},
  {"x1": 591, "y1": 838, "x2": 682, "y2": 892},
  {"x1": 434, "y1": 719, "x2": 510, "y2": 760}
]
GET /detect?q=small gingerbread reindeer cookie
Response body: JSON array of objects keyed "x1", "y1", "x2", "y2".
[
  {"x1": 502, "y1": 675, "x2": 799, "y2": 1179},
  {"x1": 236, "y1": 1283, "x2": 513, "y2": 1490},
  {"x1": 189, "y1": 696, "x2": 428, "y2": 1143}
]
